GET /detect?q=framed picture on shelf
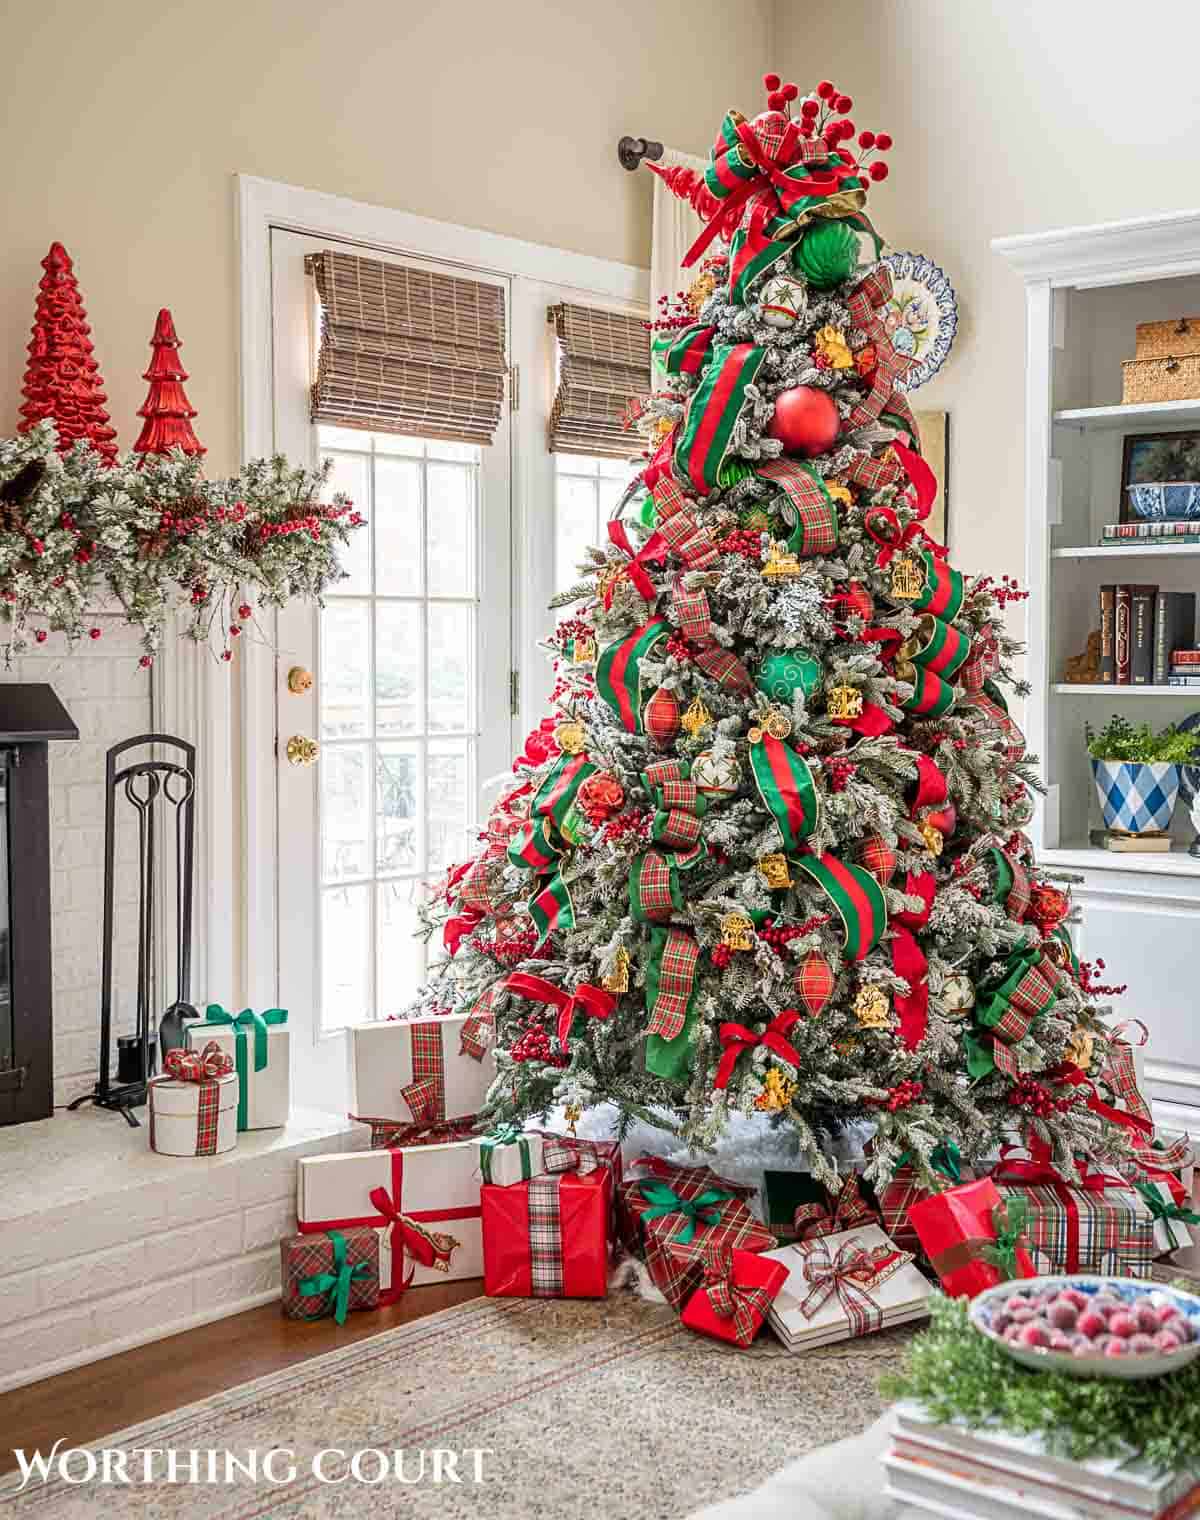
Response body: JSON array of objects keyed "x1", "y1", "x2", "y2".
[
  {"x1": 1119, "y1": 429, "x2": 1200, "y2": 522},
  {"x1": 912, "y1": 409, "x2": 949, "y2": 547}
]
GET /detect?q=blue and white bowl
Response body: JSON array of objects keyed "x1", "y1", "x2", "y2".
[
  {"x1": 1092, "y1": 758, "x2": 1180, "y2": 834},
  {"x1": 970, "y1": 1275, "x2": 1200, "y2": 1380},
  {"x1": 1126, "y1": 481, "x2": 1200, "y2": 521}
]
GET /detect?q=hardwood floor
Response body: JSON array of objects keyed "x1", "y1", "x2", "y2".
[{"x1": 0, "y1": 1278, "x2": 482, "y2": 1477}]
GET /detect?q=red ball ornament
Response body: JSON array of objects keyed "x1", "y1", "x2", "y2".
[
  {"x1": 924, "y1": 803, "x2": 957, "y2": 838},
  {"x1": 817, "y1": 80, "x2": 835, "y2": 99},
  {"x1": 767, "y1": 92, "x2": 785, "y2": 110},
  {"x1": 764, "y1": 72, "x2": 781, "y2": 90},
  {"x1": 801, "y1": 98, "x2": 819, "y2": 118},
  {"x1": 858, "y1": 833, "x2": 897, "y2": 888},
  {"x1": 869, "y1": 161, "x2": 890, "y2": 182},
  {"x1": 767, "y1": 386, "x2": 841, "y2": 459}
]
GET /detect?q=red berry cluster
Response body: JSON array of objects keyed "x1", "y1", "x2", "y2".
[
  {"x1": 259, "y1": 512, "x2": 323, "y2": 545},
  {"x1": 758, "y1": 913, "x2": 833, "y2": 955},
  {"x1": 882, "y1": 1079, "x2": 924, "y2": 1112},
  {"x1": 974, "y1": 574, "x2": 1029, "y2": 608},
  {"x1": 710, "y1": 943, "x2": 733, "y2": 970},
  {"x1": 600, "y1": 810, "x2": 653, "y2": 846},
  {"x1": 664, "y1": 631, "x2": 693, "y2": 663},
  {"x1": 1007, "y1": 1075, "x2": 1076, "y2": 1118},
  {"x1": 760, "y1": 75, "x2": 893, "y2": 182},
  {"x1": 716, "y1": 528, "x2": 765, "y2": 563},
  {"x1": 649, "y1": 289, "x2": 704, "y2": 334},
  {"x1": 508, "y1": 1015, "x2": 569, "y2": 1066},
  {"x1": 552, "y1": 616, "x2": 594, "y2": 654},
  {"x1": 467, "y1": 926, "x2": 540, "y2": 966},
  {"x1": 1076, "y1": 958, "x2": 1128, "y2": 999},
  {"x1": 824, "y1": 756, "x2": 857, "y2": 792}
]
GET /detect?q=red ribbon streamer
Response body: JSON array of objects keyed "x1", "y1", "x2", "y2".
[
  {"x1": 713, "y1": 1009, "x2": 803, "y2": 1091},
  {"x1": 1051, "y1": 1062, "x2": 1155, "y2": 1139},
  {"x1": 892, "y1": 441, "x2": 938, "y2": 522},
  {"x1": 504, "y1": 971, "x2": 616, "y2": 1049},
  {"x1": 607, "y1": 519, "x2": 668, "y2": 603},
  {"x1": 892, "y1": 869, "x2": 934, "y2": 1050}
]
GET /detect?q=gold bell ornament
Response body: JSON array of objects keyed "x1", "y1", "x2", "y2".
[
  {"x1": 720, "y1": 912, "x2": 756, "y2": 952},
  {"x1": 826, "y1": 683, "x2": 864, "y2": 721},
  {"x1": 757, "y1": 853, "x2": 793, "y2": 890},
  {"x1": 1067, "y1": 1026, "x2": 1096, "y2": 1070},
  {"x1": 601, "y1": 946, "x2": 631, "y2": 995}
]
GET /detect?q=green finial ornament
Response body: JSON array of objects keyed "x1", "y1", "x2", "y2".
[
  {"x1": 792, "y1": 221, "x2": 860, "y2": 291},
  {"x1": 717, "y1": 459, "x2": 756, "y2": 488}
]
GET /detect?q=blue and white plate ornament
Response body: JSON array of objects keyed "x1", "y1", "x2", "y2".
[{"x1": 881, "y1": 252, "x2": 958, "y2": 390}]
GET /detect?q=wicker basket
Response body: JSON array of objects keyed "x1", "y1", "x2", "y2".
[
  {"x1": 1135, "y1": 317, "x2": 1200, "y2": 360},
  {"x1": 1121, "y1": 354, "x2": 1200, "y2": 404}
]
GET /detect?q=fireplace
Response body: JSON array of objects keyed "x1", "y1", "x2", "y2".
[{"x1": 0, "y1": 685, "x2": 78, "y2": 1126}]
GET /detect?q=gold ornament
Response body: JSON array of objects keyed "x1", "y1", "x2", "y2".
[
  {"x1": 761, "y1": 539, "x2": 804, "y2": 580},
  {"x1": 854, "y1": 984, "x2": 892, "y2": 1029},
  {"x1": 757, "y1": 853, "x2": 793, "y2": 890},
  {"x1": 563, "y1": 1102, "x2": 582, "y2": 1135},
  {"x1": 720, "y1": 911, "x2": 756, "y2": 952},
  {"x1": 814, "y1": 324, "x2": 854, "y2": 370},
  {"x1": 941, "y1": 973, "x2": 975, "y2": 1016},
  {"x1": 571, "y1": 635, "x2": 596, "y2": 665},
  {"x1": 686, "y1": 268, "x2": 717, "y2": 315},
  {"x1": 596, "y1": 564, "x2": 626, "y2": 599},
  {"x1": 890, "y1": 554, "x2": 925, "y2": 602},
  {"x1": 285, "y1": 734, "x2": 320, "y2": 766},
  {"x1": 919, "y1": 819, "x2": 944, "y2": 856},
  {"x1": 762, "y1": 708, "x2": 793, "y2": 740},
  {"x1": 754, "y1": 1068, "x2": 796, "y2": 1112},
  {"x1": 554, "y1": 720, "x2": 587, "y2": 755},
  {"x1": 601, "y1": 946, "x2": 631, "y2": 995},
  {"x1": 1067, "y1": 1026, "x2": 1096, "y2": 1070},
  {"x1": 286, "y1": 665, "x2": 313, "y2": 694},
  {"x1": 680, "y1": 695, "x2": 713, "y2": 739},
  {"x1": 825, "y1": 480, "x2": 853, "y2": 508},
  {"x1": 826, "y1": 682, "x2": 864, "y2": 721},
  {"x1": 652, "y1": 415, "x2": 676, "y2": 442}
]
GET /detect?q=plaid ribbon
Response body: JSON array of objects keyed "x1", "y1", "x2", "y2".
[
  {"x1": 796, "y1": 1238, "x2": 885, "y2": 1336},
  {"x1": 792, "y1": 1174, "x2": 875, "y2": 1241},
  {"x1": 164, "y1": 1041, "x2": 234, "y2": 1082},
  {"x1": 958, "y1": 628, "x2": 1000, "y2": 695},
  {"x1": 692, "y1": 1241, "x2": 778, "y2": 1344},
  {"x1": 648, "y1": 473, "x2": 690, "y2": 521},
  {"x1": 544, "y1": 1136, "x2": 602, "y2": 1175},
  {"x1": 353, "y1": 1113, "x2": 480, "y2": 1149},
  {"x1": 755, "y1": 459, "x2": 839, "y2": 556},
  {"x1": 671, "y1": 579, "x2": 753, "y2": 694},
  {"x1": 993, "y1": 1165, "x2": 1155, "y2": 1277},
  {"x1": 978, "y1": 948, "x2": 1061, "y2": 1040},
  {"x1": 400, "y1": 1021, "x2": 446, "y2": 1125},
  {"x1": 714, "y1": 1008, "x2": 803, "y2": 1090},
  {"x1": 645, "y1": 926, "x2": 700, "y2": 1041},
  {"x1": 652, "y1": 806, "x2": 703, "y2": 850},
  {"x1": 990, "y1": 846, "x2": 1031, "y2": 921},
  {"x1": 459, "y1": 990, "x2": 495, "y2": 1062},
  {"x1": 655, "y1": 507, "x2": 721, "y2": 569},
  {"x1": 845, "y1": 447, "x2": 904, "y2": 494},
  {"x1": 527, "y1": 1175, "x2": 568, "y2": 1296},
  {"x1": 1102, "y1": 1026, "x2": 1153, "y2": 1125},
  {"x1": 629, "y1": 850, "x2": 682, "y2": 923},
  {"x1": 845, "y1": 271, "x2": 914, "y2": 429}
]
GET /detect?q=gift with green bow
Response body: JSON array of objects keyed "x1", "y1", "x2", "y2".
[
  {"x1": 280, "y1": 1225, "x2": 379, "y2": 1324},
  {"x1": 617, "y1": 1155, "x2": 775, "y2": 1311},
  {"x1": 476, "y1": 1124, "x2": 546, "y2": 1188},
  {"x1": 187, "y1": 1005, "x2": 290, "y2": 1131},
  {"x1": 908, "y1": 1177, "x2": 1037, "y2": 1299}
]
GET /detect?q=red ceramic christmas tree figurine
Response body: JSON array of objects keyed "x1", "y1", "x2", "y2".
[
  {"x1": 18, "y1": 242, "x2": 119, "y2": 464},
  {"x1": 132, "y1": 308, "x2": 205, "y2": 458}
]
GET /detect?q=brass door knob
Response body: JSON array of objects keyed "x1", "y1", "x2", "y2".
[{"x1": 286, "y1": 734, "x2": 320, "y2": 766}]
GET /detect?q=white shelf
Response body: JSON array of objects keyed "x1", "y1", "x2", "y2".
[
  {"x1": 1052, "y1": 399, "x2": 1200, "y2": 431},
  {"x1": 1039, "y1": 843, "x2": 1200, "y2": 878},
  {"x1": 1052, "y1": 683, "x2": 1200, "y2": 696},
  {"x1": 1053, "y1": 543, "x2": 1200, "y2": 559}
]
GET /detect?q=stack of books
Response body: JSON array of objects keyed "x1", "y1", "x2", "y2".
[
  {"x1": 1102, "y1": 523, "x2": 1200, "y2": 546},
  {"x1": 884, "y1": 1402, "x2": 1200, "y2": 1519},
  {"x1": 1098, "y1": 585, "x2": 1196, "y2": 684}
]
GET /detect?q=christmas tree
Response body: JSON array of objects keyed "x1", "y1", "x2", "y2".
[
  {"x1": 132, "y1": 308, "x2": 205, "y2": 458},
  {"x1": 414, "y1": 76, "x2": 1143, "y2": 1188},
  {"x1": 18, "y1": 242, "x2": 119, "y2": 464}
]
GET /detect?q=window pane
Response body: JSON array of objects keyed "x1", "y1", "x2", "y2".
[
  {"x1": 375, "y1": 457, "x2": 422, "y2": 596},
  {"x1": 376, "y1": 741, "x2": 420, "y2": 875},
  {"x1": 376, "y1": 602, "x2": 422, "y2": 735},
  {"x1": 599, "y1": 454, "x2": 632, "y2": 478},
  {"x1": 317, "y1": 424, "x2": 369, "y2": 452},
  {"x1": 373, "y1": 432, "x2": 427, "y2": 456},
  {"x1": 555, "y1": 454, "x2": 600, "y2": 476},
  {"x1": 597, "y1": 473, "x2": 625, "y2": 522},
  {"x1": 427, "y1": 740, "x2": 471, "y2": 872},
  {"x1": 376, "y1": 880, "x2": 429, "y2": 1014},
  {"x1": 321, "y1": 884, "x2": 371, "y2": 1031},
  {"x1": 320, "y1": 602, "x2": 370, "y2": 739},
  {"x1": 427, "y1": 463, "x2": 474, "y2": 597},
  {"x1": 428, "y1": 604, "x2": 473, "y2": 733},
  {"x1": 321, "y1": 744, "x2": 370, "y2": 882},
  {"x1": 556, "y1": 475, "x2": 597, "y2": 594},
  {"x1": 323, "y1": 452, "x2": 371, "y2": 593},
  {"x1": 428, "y1": 439, "x2": 480, "y2": 463}
]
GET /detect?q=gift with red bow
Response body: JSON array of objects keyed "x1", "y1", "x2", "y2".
[
  {"x1": 481, "y1": 1134, "x2": 621, "y2": 1299},
  {"x1": 907, "y1": 1177, "x2": 1037, "y2": 1299},
  {"x1": 671, "y1": 1241, "x2": 789, "y2": 1347},
  {"x1": 864, "y1": 1138, "x2": 973, "y2": 1255},
  {"x1": 148, "y1": 1041, "x2": 238, "y2": 1157},
  {"x1": 347, "y1": 1013, "x2": 496, "y2": 1146},
  {"x1": 762, "y1": 1170, "x2": 879, "y2": 1244}
]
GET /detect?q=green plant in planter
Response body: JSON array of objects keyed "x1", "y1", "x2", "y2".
[{"x1": 1085, "y1": 714, "x2": 1200, "y2": 764}]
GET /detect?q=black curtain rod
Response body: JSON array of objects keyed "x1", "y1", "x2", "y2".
[{"x1": 617, "y1": 137, "x2": 664, "y2": 171}]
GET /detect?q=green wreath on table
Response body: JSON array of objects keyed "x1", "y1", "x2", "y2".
[{"x1": 881, "y1": 1294, "x2": 1200, "y2": 1472}]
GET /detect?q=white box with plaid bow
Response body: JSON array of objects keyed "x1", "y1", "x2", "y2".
[{"x1": 348, "y1": 1013, "x2": 495, "y2": 1129}]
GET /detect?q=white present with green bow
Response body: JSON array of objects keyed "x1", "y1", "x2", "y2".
[
  {"x1": 187, "y1": 1005, "x2": 290, "y2": 1131},
  {"x1": 476, "y1": 1126, "x2": 546, "y2": 1188}
]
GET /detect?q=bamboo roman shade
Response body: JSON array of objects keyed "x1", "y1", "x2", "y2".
[
  {"x1": 548, "y1": 303, "x2": 651, "y2": 459},
  {"x1": 308, "y1": 251, "x2": 507, "y2": 446}
]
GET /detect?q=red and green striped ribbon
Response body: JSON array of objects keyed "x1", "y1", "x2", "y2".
[
  {"x1": 673, "y1": 344, "x2": 767, "y2": 495},
  {"x1": 596, "y1": 617, "x2": 668, "y2": 733},
  {"x1": 630, "y1": 851, "x2": 684, "y2": 924},
  {"x1": 506, "y1": 816, "x2": 562, "y2": 874},
  {"x1": 912, "y1": 550, "x2": 964, "y2": 622},
  {"x1": 728, "y1": 217, "x2": 793, "y2": 306},
  {"x1": 529, "y1": 875, "x2": 574, "y2": 947},
  {"x1": 911, "y1": 616, "x2": 969, "y2": 680},
  {"x1": 755, "y1": 459, "x2": 839, "y2": 557},
  {"x1": 749, "y1": 735, "x2": 818, "y2": 853},
  {"x1": 901, "y1": 665, "x2": 955, "y2": 718},
  {"x1": 654, "y1": 323, "x2": 716, "y2": 378},
  {"x1": 533, "y1": 753, "x2": 597, "y2": 829},
  {"x1": 791, "y1": 851, "x2": 887, "y2": 963},
  {"x1": 705, "y1": 112, "x2": 758, "y2": 196}
]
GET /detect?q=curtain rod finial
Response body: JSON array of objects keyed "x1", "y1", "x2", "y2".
[{"x1": 618, "y1": 137, "x2": 664, "y2": 172}]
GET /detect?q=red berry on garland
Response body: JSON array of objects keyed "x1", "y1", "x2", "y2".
[
  {"x1": 711, "y1": 944, "x2": 733, "y2": 970},
  {"x1": 817, "y1": 80, "x2": 834, "y2": 99},
  {"x1": 767, "y1": 386, "x2": 840, "y2": 459},
  {"x1": 801, "y1": 98, "x2": 819, "y2": 118},
  {"x1": 221, "y1": 649, "x2": 232, "y2": 662},
  {"x1": 836, "y1": 95, "x2": 853, "y2": 113},
  {"x1": 875, "y1": 133, "x2": 893, "y2": 150},
  {"x1": 88, "y1": 627, "x2": 101, "y2": 640},
  {"x1": 238, "y1": 602, "x2": 252, "y2": 620},
  {"x1": 858, "y1": 130, "x2": 876, "y2": 148},
  {"x1": 139, "y1": 655, "x2": 153, "y2": 668},
  {"x1": 764, "y1": 72, "x2": 781, "y2": 90},
  {"x1": 34, "y1": 629, "x2": 47, "y2": 644},
  {"x1": 781, "y1": 83, "x2": 799, "y2": 102},
  {"x1": 869, "y1": 162, "x2": 890, "y2": 182}
]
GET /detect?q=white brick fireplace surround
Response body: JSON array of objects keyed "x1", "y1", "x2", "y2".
[{"x1": 0, "y1": 1107, "x2": 363, "y2": 1393}]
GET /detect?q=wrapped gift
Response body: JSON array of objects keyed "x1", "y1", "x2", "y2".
[
  {"x1": 280, "y1": 1227, "x2": 379, "y2": 1323},
  {"x1": 907, "y1": 1177, "x2": 1036, "y2": 1298},
  {"x1": 763, "y1": 1170, "x2": 877, "y2": 1244},
  {"x1": 347, "y1": 1013, "x2": 495, "y2": 1139},
  {"x1": 672, "y1": 1242, "x2": 789, "y2": 1347},
  {"x1": 867, "y1": 1143, "x2": 973, "y2": 1255},
  {"x1": 476, "y1": 1125, "x2": 547, "y2": 1187},
  {"x1": 187, "y1": 1005, "x2": 289, "y2": 1131},
  {"x1": 482, "y1": 1136, "x2": 614, "y2": 1298},
  {"x1": 1131, "y1": 1178, "x2": 1200, "y2": 1255},
  {"x1": 764, "y1": 1223, "x2": 933, "y2": 1352},
  {"x1": 992, "y1": 1149, "x2": 1157, "y2": 1278},
  {"x1": 618, "y1": 1156, "x2": 775, "y2": 1311},
  {"x1": 297, "y1": 1139, "x2": 482, "y2": 1299},
  {"x1": 1119, "y1": 1133, "x2": 1195, "y2": 1205},
  {"x1": 148, "y1": 1043, "x2": 238, "y2": 1156}
]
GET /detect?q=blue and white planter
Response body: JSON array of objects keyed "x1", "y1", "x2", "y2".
[{"x1": 1092, "y1": 758, "x2": 1181, "y2": 834}]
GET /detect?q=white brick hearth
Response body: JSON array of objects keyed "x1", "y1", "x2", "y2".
[{"x1": 0, "y1": 1105, "x2": 364, "y2": 1393}]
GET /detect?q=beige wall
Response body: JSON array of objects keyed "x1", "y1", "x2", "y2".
[
  {"x1": 778, "y1": 0, "x2": 1200, "y2": 580},
  {"x1": 2, "y1": 0, "x2": 772, "y2": 475}
]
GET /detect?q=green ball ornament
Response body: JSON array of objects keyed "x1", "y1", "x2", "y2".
[
  {"x1": 717, "y1": 459, "x2": 756, "y2": 488},
  {"x1": 756, "y1": 650, "x2": 822, "y2": 704},
  {"x1": 791, "y1": 221, "x2": 859, "y2": 291}
]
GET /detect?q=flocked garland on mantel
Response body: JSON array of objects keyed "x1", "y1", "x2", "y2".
[{"x1": 0, "y1": 423, "x2": 364, "y2": 664}]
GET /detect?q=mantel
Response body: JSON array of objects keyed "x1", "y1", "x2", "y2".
[{"x1": 993, "y1": 206, "x2": 1200, "y2": 288}]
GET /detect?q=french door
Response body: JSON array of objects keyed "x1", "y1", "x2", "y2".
[{"x1": 270, "y1": 229, "x2": 514, "y2": 1109}]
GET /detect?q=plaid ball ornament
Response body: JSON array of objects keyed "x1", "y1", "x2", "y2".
[
  {"x1": 857, "y1": 833, "x2": 897, "y2": 887},
  {"x1": 644, "y1": 684, "x2": 681, "y2": 749},
  {"x1": 794, "y1": 951, "x2": 835, "y2": 1017}
]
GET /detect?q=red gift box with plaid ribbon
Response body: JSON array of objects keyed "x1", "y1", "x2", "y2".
[
  {"x1": 618, "y1": 1156, "x2": 775, "y2": 1310},
  {"x1": 481, "y1": 1135, "x2": 620, "y2": 1298},
  {"x1": 672, "y1": 1242, "x2": 788, "y2": 1347}
]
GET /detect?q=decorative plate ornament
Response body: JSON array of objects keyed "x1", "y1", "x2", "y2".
[{"x1": 880, "y1": 252, "x2": 958, "y2": 390}]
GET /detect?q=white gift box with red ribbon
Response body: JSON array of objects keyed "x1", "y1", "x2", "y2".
[
  {"x1": 347, "y1": 1014, "x2": 495, "y2": 1128},
  {"x1": 297, "y1": 1141, "x2": 483, "y2": 1297}
]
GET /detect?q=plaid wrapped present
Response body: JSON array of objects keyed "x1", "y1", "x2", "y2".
[
  {"x1": 762, "y1": 1171, "x2": 878, "y2": 1244},
  {"x1": 907, "y1": 1178, "x2": 1036, "y2": 1299},
  {"x1": 280, "y1": 1226, "x2": 379, "y2": 1324},
  {"x1": 864, "y1": 1143, "x2": 973, "y2": 1256},
  {"x1": 672, "y1": 1242, "x2": 789, "y2": 1347},
  {"x1": 992, "y1": 1150, "x2": 1157, "y2": 1278},
  {"x1": 618, "y1": 1155, "x2": 775, "y2": 1311}
]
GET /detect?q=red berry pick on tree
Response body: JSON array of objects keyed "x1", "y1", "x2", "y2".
[
  {"x1": 18, "y1": 242, "x2": 119, "y2": 464},
  {"x1": 133, "y1": 308, "x2": 205, "y2": 458}
]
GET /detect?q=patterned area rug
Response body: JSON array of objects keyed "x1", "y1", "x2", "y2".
[{"x1": 0, "y1": 1293, "x2": 909, "y2": 1518}]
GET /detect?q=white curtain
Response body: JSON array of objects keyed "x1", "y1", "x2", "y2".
[{"x1": 650, "y1": 146, "x2": 709, "y2": 355}]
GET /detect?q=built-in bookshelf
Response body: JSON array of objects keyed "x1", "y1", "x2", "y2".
[{"x1": 995, "y1": 210, "x2": 1200, "y2": 1133}]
